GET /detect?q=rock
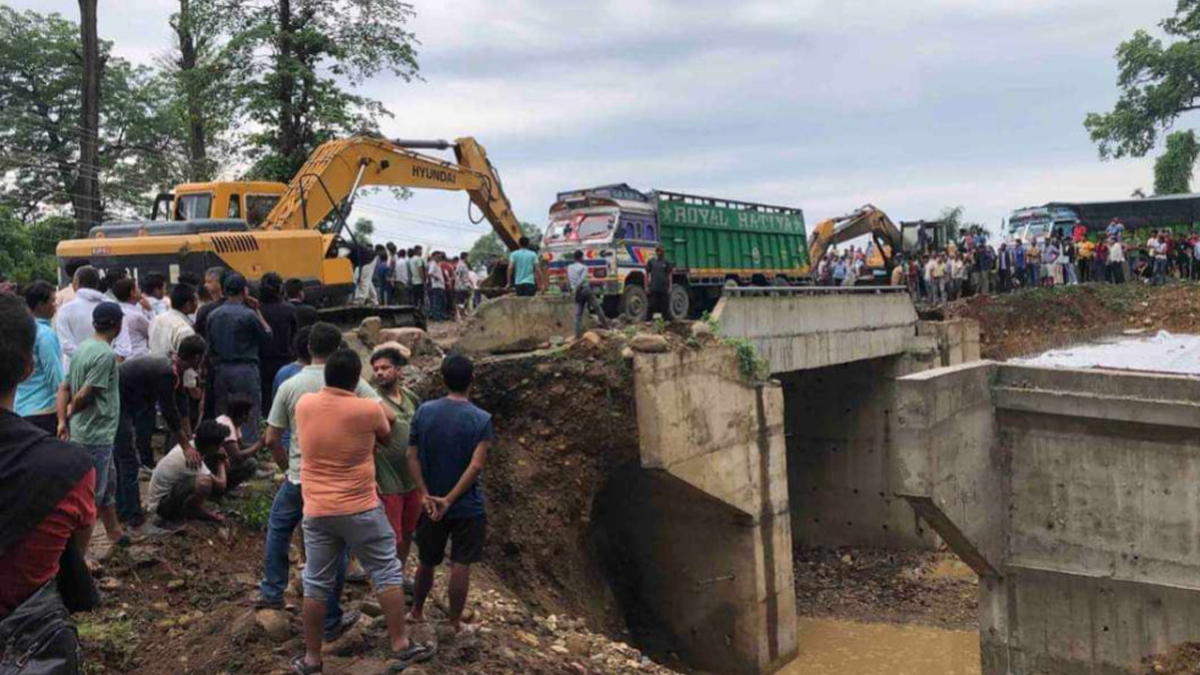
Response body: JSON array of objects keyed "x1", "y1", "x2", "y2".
[
  {"x1": 129, "y1": 546, "x2": 161, "y2": 568},
  {"x1": 233, "y1": 573, "x2": 257, "y2": 587},
  {"x1": 550, "y1": 335, "x2": 566, "y2": 347},
  {"x1": 255, "y1": 609, "x2": 291, "y2": 643},
  {"x1": 565, "y1": 634, "x2": 591, "y2": 656},
  {"x1": 621, "y1": 347, "x2": 635, "y2": 360},
  {"x1": 151, "y1": 601, "x2": 170, "y2": 612},
  {"x1": 551, "y1": 645, "x2": 571, "y2": 655},
  {"x1": 98, "y1": 577, "x2": 122, "y2": 591},
  {"x1": 230, "y1": 610, "x2": 259, "y2": 644},
  {"x1": 690, "y1": 321, "x2": 714, "y2": 339},
  {"x1": 515, "y1": 630, "x2": 540, "y2": 648},
  {"x1": 628, "y1": 334, "x2": 670, "y2": 354},
  {"x1": 358, "y1": 601, "x2": 383, "y2": 618},
  {"x1": 166, "y1": 579, "x2": 186, "y2": 591},
  {"x1": 324, "y1": 623, "x2": 369, "y2": 656},
  {"x1": 580, "y1": 331, "x2": 602, "y2": 346},
  {"x1": 381, "y1": 325, "x2": 429, "y2": 349},
  {"x1": 358, "y1": 317, "x2": 383, "y2": 348}
]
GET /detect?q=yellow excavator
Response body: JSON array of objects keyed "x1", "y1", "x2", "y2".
[
  {"x1": 807, "y1": 205, "x2": 903, "y2": 282},
  {"x1": 56, "y1": 136, "x2": 523, "y2": 325}
]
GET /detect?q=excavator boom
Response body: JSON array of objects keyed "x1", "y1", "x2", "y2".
[
  {"x1": 808, "y1": 204, "x2": 903, "y2": 275},
  {"x1": 262, "y1": 135, "x2": 523, "y2": 250}
]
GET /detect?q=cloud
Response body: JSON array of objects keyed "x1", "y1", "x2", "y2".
[{"x1": 8, "y1": 0, "x2": 1180, "y2": 247}]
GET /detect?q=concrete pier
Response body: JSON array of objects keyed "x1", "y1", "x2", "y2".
[
  {"x1": 896, "y1": 362, "x2": 1200, "y2": 675},
  {"x1": 627, "y1": 346, "x2": 797, "y2": 675}
]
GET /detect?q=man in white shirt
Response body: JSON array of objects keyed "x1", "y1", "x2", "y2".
[
  {"x1": 427, "y1": 253, "x2": 447, "y2": 321},
  {"x1": 113, "y1": 278, "x2": 153, "y2": 359},
  {"x1": 55, "y1": 265, "x2": 131, "y2": 369},
  {"x1": 142, "y1": 272, "x2": 172, "y2": 316},
  {"x1": 146, "y1": 420, "x2": 228, "y2": 523},
  {"x1": 393, "y1": 247, "x2": 410, "y2": 305},
  {"x1": 455, "y1": 253, "x2": 473, "y2": 315},
  {"x1": 150, "y1": 284, "x2": 200, "y2": 358}
]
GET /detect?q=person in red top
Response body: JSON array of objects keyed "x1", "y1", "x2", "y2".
[
  {"x1": 439, "y1": 255, "x2": 457, "y2": 320},
  {"x1": 0, "y1": 292, "x2": 97, "y2": 673}
]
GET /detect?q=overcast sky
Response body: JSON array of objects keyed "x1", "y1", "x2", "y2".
[{"x1": 13, "y1": 0, "x2": 1179, "y2": 251}]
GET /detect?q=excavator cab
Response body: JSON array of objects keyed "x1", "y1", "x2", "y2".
[{"x1": 149, "y1": 182, "x2": 287, "y2": 227}]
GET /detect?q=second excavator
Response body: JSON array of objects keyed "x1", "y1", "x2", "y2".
[{"x1": 55, "y1": 136, "x2": 523, "y2": 326}]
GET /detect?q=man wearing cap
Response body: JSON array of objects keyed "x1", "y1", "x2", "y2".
[
  {"x1": 206, "y1": 274, "x2": 272, "y2": 444},
  {"x1": 56, "y1": 301, "x2": 129, "y2": 557}
]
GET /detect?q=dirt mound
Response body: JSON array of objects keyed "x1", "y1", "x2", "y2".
[
  {"x1": 468, "y1": 335, "x2": 640, "y2": 630},
  {"x1": 793, "y1": 546, "x2": 978, "y2": 630},
  {"x1": 1141, "y1": 642, "x2": 1200, "y2": 674},
  {"x1": 940, "y1": 283, "x2": 1200, "y2": 360},
  {"x1": 80, "y1": 478, "x2": 682, "y2": 675}
]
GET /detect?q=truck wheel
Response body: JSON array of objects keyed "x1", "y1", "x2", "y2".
[
  {"x1": 621, "y1": 285, "x2": 649, "y2": 322},
  {"x1": 667, "y1": 285, "x2": 690, "y2": 320}
]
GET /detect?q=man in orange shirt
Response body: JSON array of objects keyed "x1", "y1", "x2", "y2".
[{"x1": 292, "y1": 349, "x2": 435, "y2": 674}]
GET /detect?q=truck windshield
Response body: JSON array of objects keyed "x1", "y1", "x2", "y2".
[{"x1": 545, "y1": 213, "x2": 616, "y2": 243}]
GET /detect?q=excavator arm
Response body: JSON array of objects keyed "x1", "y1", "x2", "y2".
[
  {"x1": 807, "y1": 205, "x2": 903, "y2": 273},
  {"x1": 261, "y1": 135, "x2": 523, "y2": 250}
]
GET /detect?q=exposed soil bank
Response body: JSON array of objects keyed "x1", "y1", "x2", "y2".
[{"x1": 943, "y1": 282, "x2": 1200, "y2": 360}]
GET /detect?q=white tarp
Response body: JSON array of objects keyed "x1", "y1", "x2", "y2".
[{"x1": 1014, "y1": 331, "x2": 1200, "y2": 376}]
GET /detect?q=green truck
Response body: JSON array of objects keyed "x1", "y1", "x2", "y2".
[{"x1": 543, "y1": 184, "x2": 810, "y2": 320}]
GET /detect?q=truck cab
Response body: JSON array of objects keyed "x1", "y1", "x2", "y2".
[
  {"x1": 543, "y1": 184, "x2": 665, "y2": 319},
  {"x1": 151, "y1": 181, "x2": 287, "y2": 228}
]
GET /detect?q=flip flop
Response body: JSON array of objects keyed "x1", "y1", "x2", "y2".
[
  {"x1": 390, "y1": 641, "x2": 436, "y2": 672},
  {"x1": 290, "y1": 655, "x2": 322, "y2": 675}
]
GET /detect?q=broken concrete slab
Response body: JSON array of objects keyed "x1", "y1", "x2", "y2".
[{"x1": 453, "y1": 295, "x2": 577, "y2": 355}]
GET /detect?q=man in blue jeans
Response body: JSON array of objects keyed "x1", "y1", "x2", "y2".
[{"x1": 255, "y1": 322, "x2": 394, "y2": 640}]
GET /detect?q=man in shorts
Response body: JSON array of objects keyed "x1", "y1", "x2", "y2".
[
  {"x1": 407, "y1": 354, "x2": 493, "y2": 633},
  {"x1": 145, "y1": 420, "x2": 229, "y2": 523},
  {"x1": 292, "y1": 349, "x2": 433, "y2": 674},
  {"x1": 57, "y1": 302, "x2": 128, "y2": 555},
  {"x1": 370, "y1": 346, "x2": 421, "y2": 566}
]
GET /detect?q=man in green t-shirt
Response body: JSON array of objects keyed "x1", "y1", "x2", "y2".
[
  {"x1": 56, "y1": 301, "x2": 128, "y2": 554},
  {"x1": 506, "y1": 236, "x2": 542, "y2": 297},
  {"x1": 370, "y1": 345, "x2": 421, "y2": 564}
]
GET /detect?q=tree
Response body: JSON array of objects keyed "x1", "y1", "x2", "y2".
[
  {"x1": 0, "y1": 208, "x2": 72, "y2": 283},
  {"x1": 1085, "y1": 2, "x2": 1200, "y2": 183},
  {"x1": 352, "y1": 217, "x2": 374, "y2": 246},
  {"x1": 467, "y1": 221, "x2": 543, "y2": 262},
  {"x1": 1154, "y1": 130, "x2": 1200, "y2": 194},
  {"x1": 0, "y1": 8, "x2": 183, "y2": 225},
  {"x1": 75, "y1": 0, "x2": 101, "y2": 235},
  {"x1": 222, "y1": 0, "x2": 420, "y2": 182},
  {"x1": 164, "y1": 0, "x2": 238, "y2": 181}
]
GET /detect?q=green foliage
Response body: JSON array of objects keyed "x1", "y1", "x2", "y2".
[
  {"x1": 221, "y1": 0, "x2": 421, "y2": 182},
  {"x1": 227, "y1": 478, "x2": 276, "y2": 531},
  {"x1": 161, "y1": 0, "x2": 241, "y2": 181},
  {"x1": 352, "y1": 217, "x2": 375, "y2": 246},
  {"x1": 1086, "y1": 1, "x2": 1200, "y2": 184},
  {"x1": 467, "y1": 221, "x2": 544, "y2": 263},
  {"x1": 0, "y1": 7, "x2": 184, "y2": 223},
  {"x1": 723, "y1": 337, "x2": 769, "y2": 383},
  {"x1": 937, "y1": 206, "x2": 983, "y2": 244},
  {"x1": 700, "y1": 309, "x2": 722, "y2": 334},
  {"x1": 652, "y1": 316, "x2": 667, "y2": 334},
  {"x1": 1154, "y1": 130, "x2": 1200, "y2": 194},
  {"x1": 0, "y1": 208, "x2": 70, "y2": 283}
]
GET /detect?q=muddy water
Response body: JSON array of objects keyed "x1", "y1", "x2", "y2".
[{"x1": 782, "y1": 618, "x2": 980, "y2": 675}]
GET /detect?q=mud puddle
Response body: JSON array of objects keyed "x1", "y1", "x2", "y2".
[{"x1": 783, "y1": 618, "x2": 979, "y2": 675}]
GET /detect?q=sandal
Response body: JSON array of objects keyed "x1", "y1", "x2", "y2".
[
  {"x1": 290, "y1": 654, "x2": 322, "y2": 675},
  {"x1": 391, "y1": 641, "x2": 436, "y2": 672}
]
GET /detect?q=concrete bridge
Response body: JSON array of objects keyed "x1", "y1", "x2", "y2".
[{"x1": 627, "y1": 288, "x2": 1198, "y2": 675}]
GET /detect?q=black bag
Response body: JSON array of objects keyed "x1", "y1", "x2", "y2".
[{"x1": 0, "y1": 582, "x2": 80, "y2": 675}]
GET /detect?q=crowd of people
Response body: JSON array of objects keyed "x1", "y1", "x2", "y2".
[
  {"x1": 817, "y1": 219, "x2": 1200, "y2": 305},
  {"x1": 0, "y1": 259, "x2": 498, "y2": 673}
]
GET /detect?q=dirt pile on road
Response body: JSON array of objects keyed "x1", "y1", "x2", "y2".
[{"x1": 944, "y1": 283, "x2": 1200, "y2": 360}]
